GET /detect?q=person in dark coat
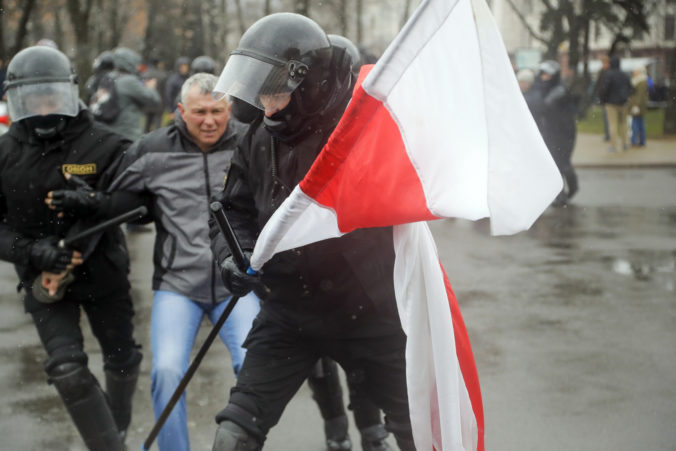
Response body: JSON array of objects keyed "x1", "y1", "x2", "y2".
[
  {"x1": 0, "y1": 46, "x2": 144, "y2": 450},
  {"x1": 164, "y1": 56, "x2": 191, "y2": 116},
  {"x1": 526, "y1": 60, "x2": 578, "y2": 206},
  {"x1": 597, "y1": 55, "x2": 633, "y2": 152},
  {"x1": 208, "y1": 13, "x2": 414, "y2": 451}
]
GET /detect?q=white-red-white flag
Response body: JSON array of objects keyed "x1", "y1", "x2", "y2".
[{"x1": 248, "y1": 0, "x2": 562, "y2": 449}]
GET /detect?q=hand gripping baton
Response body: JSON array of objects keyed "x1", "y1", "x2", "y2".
[
  {"x1": 142, "y1": 202, "x2": 251, "y2": 450},
  {"x1": 32, "y1": 205, "x2": 148, "y2": 304}
]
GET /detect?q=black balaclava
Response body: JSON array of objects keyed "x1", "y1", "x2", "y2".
[{"x1": 25, "y1": 114, "x2": 69, "y2": 139}]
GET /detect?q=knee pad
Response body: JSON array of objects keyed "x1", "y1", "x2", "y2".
[
  {"x1": 212, "y1": 420, "x2": 262, "y2": 451},
  {"x1": 215, "y1": 392, "x2": 265, "y2": 441},
  {"x1": 104, "y1": 346, "x2": 142, "y2": 374},
  {"x1": 44, "y1": 344, "x2": 88, "y2": 375},
  {"x1": 48, "y1": 361, "x2": 96, "y2": 402}
]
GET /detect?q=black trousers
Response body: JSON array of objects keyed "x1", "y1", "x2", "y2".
[
  {"x1": 216, "y1": 311, "x2": 412, "y2": 444},
  {"x1": 27, "y1": 288, "x2": 139, "y2": 373}
]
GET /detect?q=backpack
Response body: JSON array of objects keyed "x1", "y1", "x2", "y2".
[{"x1": 88, "y1": 72, "x2": 121, "y2": 123}]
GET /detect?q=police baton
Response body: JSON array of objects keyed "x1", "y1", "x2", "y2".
[{"x1": 142, "y1": 201, "x2": 251, "y2": 450}]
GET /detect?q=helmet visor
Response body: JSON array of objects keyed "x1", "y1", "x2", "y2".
[
  {"x1": 213, "y1": 54, "x2": 303, "y2": 110},
  {"x1": 7, "y1": 82, "x2": 79, "y2": 122}
]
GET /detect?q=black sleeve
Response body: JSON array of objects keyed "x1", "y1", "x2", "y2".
[
  {"x1": 94, "y1": 132, "x2": 152, "y2": 220},
  {"x1": 0, "y1": 187, "x2": 33, "y2": 266},
  {"x1": 209, "y1": 138, "x2": 260, "y2": 263}
]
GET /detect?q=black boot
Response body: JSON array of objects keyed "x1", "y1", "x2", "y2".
[
  {"x1": 308, "y1": 358, "x2": 352, "y2": 451},
  {"x1": 50, "y1": 362, "x2": 123, "y2": 451},
  {"x1": 324, "y1": 415, "x2": 352, "y2": 451},
  {"x1": 105, "y1": 360, "x2": 140, "y2": 442},
  {"x1": 360, "y1": 424, "x2": 393, "y2": 451}
]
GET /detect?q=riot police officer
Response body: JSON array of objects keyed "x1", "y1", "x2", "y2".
[
  {"x1": 0, "y1": 46, "x2": 143, "y2": 450},
  {"x1": 209, "y1": 13, "x2": 414, "y2": 451}
]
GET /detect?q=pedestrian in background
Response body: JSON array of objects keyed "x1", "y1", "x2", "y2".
[
  {"x1": 164, "y1": 56, "x2": 191, "y2": 118},
  {"x1": 525, "y1": 60, "x2": 578, "y2": 206},
  {"x1": 106, "y1": 47, "x2": 163, "y2": 141},
  {"x1": 592, "y1": 55, "x2": 611, "y2": 142},
  {"x1": 597, "y1": 55, "x2": 632, "y2": 153},
  {"x1": 629, "y1": 66, "x2": 649, "y2": 148}
]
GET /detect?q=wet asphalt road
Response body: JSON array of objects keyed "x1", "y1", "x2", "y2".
[{"x1": 1, "y1": 167, "x2": 675, "y2": 451}]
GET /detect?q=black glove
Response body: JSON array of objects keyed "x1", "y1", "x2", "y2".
[
  {"x1": 219, "y1": 251, "x2": 261, "y2": 297},
  {"x1": 49, "y1": 190, "x2": 106, "y2": 217},
  {"x1": 29, "y1": 237, "x2": 73, "y2": 273}
]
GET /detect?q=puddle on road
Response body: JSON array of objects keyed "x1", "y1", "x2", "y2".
[{"x1": 605, "y1": 251, "x2": 676, "y2": 291}]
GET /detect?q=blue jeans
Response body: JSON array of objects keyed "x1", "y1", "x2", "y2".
[
  {"x1": 150, "y1": 290, "x2": 260, "y2": 451},
  {"x1": 631, "y1": 116, "x2": 646, "y2": 146}
]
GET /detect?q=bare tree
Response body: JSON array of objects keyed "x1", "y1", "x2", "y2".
[
  {"x1": 0, "y1": 0, "x2": 6, "y2": 61},
  {"x1": 355, "y1": 0, "x2": 363, "y2": 44},
  {"x1": 233, "y1": 0, "x2": 246, "y2": 35},
  {"x1": 12, "y1": 0, "x2": 37, "y2": 56},
  {"x1": 294, "y1": 0, "x2": 310, "y2": 16}
]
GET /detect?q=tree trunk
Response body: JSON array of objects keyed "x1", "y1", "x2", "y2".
[
  {"x1": 663, "y1": 47, "x2": 676, "y2": 135},
  {"x1": 12, "y1": 0, "x2": 37, "y2": 56},
  {"x1": 355, "y1": 0, "x2": 363, "y2": 45},
  {"x1": 233, "y1": 0, "x2": 246, "y2": 35},
  {"x1": 294, "y1": 0, "x2": 309, "y2": 16},
  {"x1": 264, "y1": 0, "x2": 271, "y2": 15},
  {"x1": 0, "y1": 0, "x2": 6, "y2": 61},
  {"x1": 65, "y1": 0, "x2": 95, "y2": 87},
  {"x1": 219, "y1": 0, "x2": 229, "y2": 56},
  {"x1": 338, "y1": 0, "x2": 348, "y2": 36}
]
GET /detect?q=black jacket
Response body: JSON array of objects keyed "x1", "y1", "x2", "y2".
[
  {"x1": 526, "y1": 80, "x2": 577, "y2": 157},
  {"x1": 211, "y1": 101, "x2": 402, "y2": 338},
  {"x1": 0, "y1": 107, "x2": 142, "y2": 310},
  {"x1": 598, "y1": 57, "x2": 633, "y2": 106}
]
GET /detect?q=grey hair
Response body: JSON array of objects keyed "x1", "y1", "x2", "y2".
[{"x1": 180, "y1": 73, "x2": 230, "y2": 104}]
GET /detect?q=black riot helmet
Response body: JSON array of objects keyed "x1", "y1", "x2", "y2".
[
  {"x1": 113, "y1": 47, "x2": 142, "y2": 74},
  {"x1": 328, "y1": 34, "x2": 362, "y2": 80},
  {"x1": 214, "y1": 13, "x2": 334, "y2": 114},
  {"x1": 3, "y1": 46, "x2": 80, "y2": 135},
  {"x1": 93, "y1": 50, "x2": 115, "y2": 74},
  {"x1": 538, "y1": 60, "x2": 561, "y2": 86},
  {"x1": 191, "y1": 55, "x2": 217, "y2": 75}
]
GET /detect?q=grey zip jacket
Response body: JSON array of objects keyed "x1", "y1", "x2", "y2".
[{"x1": 109, "y1": 114, "x2": 244, "y2": 303}]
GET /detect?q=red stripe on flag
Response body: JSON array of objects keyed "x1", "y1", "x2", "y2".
[
  {"x1": 300, "y1": 67, "x2": 438, "y2": 233},
  {"x1": 441, "y1": 264, "x2": 485, "y2": 451}
]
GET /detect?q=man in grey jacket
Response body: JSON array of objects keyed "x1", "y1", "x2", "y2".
[
  {"x1": 107, "y1": 47, "x2": 163, "y2": 141},
  {"x1": 108, "y1": 73, "x2": 260, "y2": 451}
]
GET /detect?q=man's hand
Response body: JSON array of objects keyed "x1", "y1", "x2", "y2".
[
  {"x1": 45, "y1": 173, "x2": 105, "y2": 217},
  {"x1": 46, "y1": 189, "x2": 105, "y2": 217},
  {"x1": 41, "y1": 270, "x2": 71, "y2": 297},
  {"x1": 220, "y1": 252, "x2": 261, "y2": 297},
  {"x1": 29, "y1": 237, "x2": 83, "y2": 273}
]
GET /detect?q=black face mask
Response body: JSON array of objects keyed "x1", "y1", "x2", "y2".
[
  {"x1": 25, "y1": 114, "x2": 68, "y2": 139},
  {"x1": 263, "y1": 95, "x2": 309, "y2": 142}
]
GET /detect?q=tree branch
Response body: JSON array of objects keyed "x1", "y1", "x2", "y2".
[{"x1": 504, "y1": 0, "x2": 550, "y2": 46}]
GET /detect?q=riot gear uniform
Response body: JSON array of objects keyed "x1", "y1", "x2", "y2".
[
  {"x1": 0, "y1": 46, "x2": 143, "y2": 449},
  {"x1": 210, "y1": 13, "x2": 414, "y2": 451}
]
